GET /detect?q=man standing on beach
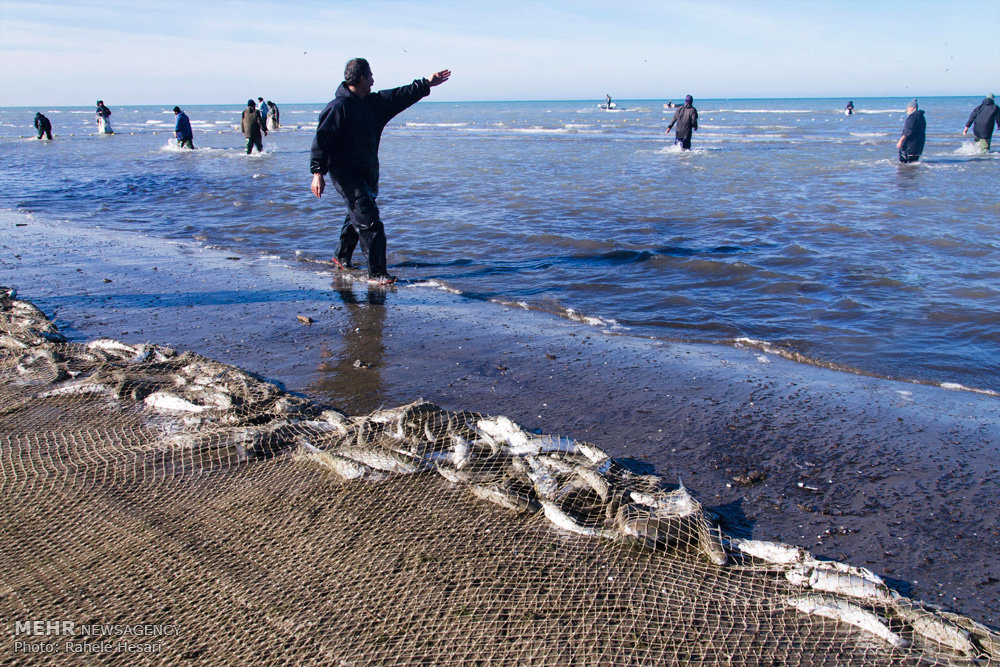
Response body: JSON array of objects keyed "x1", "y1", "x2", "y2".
[
  {"x1": 310, "y1": 58, "x2": 451, "y2": 285},
  {"x1": 241, "y1": 99, "x2": 267, "y2": 154},
  {"x1": 896, "y1": 99, "x2": 926, "y2": 163},
  {"x1": 666, "y1": 95, "x2": 698, "y2": 150},
  {"x1": 963, "y1": 93, "x2": 999, "y2": 152},
  {"x1": 174, "y1": 107, "x2": 194, "y2": 149}
]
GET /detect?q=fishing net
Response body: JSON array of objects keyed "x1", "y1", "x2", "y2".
[{"x1": 2, "y1": 287, "x2": 997, "y2": 665}]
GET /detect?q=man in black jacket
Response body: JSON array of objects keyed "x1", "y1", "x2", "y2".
[
  {"x1": 34, "y1": 112, "x2": 52, "y2": 140},
  {"x1": 666, "y1": 95, "x2": 698, "y2": 150},
  {"x1": 310, "y1": 58, "x2": 451, "y2": 284},
  {"x1": 896, "y1": 99, "x2": 926, "y2": 163},
  {"x1": 963, "y1": 93, "x2": 999, "y2": 151}
]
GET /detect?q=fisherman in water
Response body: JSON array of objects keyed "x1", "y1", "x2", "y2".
[
  {"x1": 310, "y1": 58, "x2": 451, "y2": 285},
  {"x1": 95, "y1": 100, "x2": 113, "y2": 134},
  {"x1": 666, "y1": 94, "x2": 698, "y2": 150}
]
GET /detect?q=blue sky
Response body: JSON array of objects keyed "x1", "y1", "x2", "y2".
[{"x1": 0, "y1": 0, "x2": 997, "y2": 106}]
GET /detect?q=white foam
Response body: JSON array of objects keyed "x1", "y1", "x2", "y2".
[
  {"x1": 953, "y1": 142, "x2": 988, "y2": 156},
  {"x1": 509, "y1": 127, "x2": 569, "y2": 135},
  {"x1": 413, "y1": 279, "x2": 462, "y2": 295},
  {"x1": 564, "y1": 308, "x2": 621, "y2": 329},
  {"x1": 940, "y1": 382, "x2": 999, "y2": 396},
  {"x1": 404, "y1": 122, "x2": 469, "y2": 128},
  {"x1": 717, "y1": 109, "x2": 814, "y2": 114}
]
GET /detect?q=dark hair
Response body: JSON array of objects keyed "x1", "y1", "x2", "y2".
[
  {"x1": 344, "y1": 58, "x2": 371, "y2": 86},
  {"x1": 173, "y1": 106, "x2": 181, "y2": 113},
  {"x1": 247, "y1": 99, "x2": 256, "y2": 108}
]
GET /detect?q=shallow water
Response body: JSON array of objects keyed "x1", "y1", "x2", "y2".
[{"x1": 1, "y1": 97, "x2": 998, "y2": 392}]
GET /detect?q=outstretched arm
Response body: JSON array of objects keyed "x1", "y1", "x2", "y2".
[{"x1": 428, "y1": 69, "x2": 451, "y2": 87}]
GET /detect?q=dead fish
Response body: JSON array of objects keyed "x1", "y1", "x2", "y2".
[
  {"x1": 616, "y1": 503, "x2": 688, "y2": 550},
  {"x1": 786, "y1": 594, "x2": 909, "y2": 649},
  {"x1": 297, "y1": 441, "x2": 383, "y2": 481},
  {"x1": 37, "y1": 381, "x2": 113, "y2": 399},
  {"x1": 576, "y1": 441, "x2": 610, "y2": 464},
  {"x1": 469, "y1": 481, "x2": 539, "y2": 514},
  {"x1": 892, "y1": 606, "x2": 976, "y2": 656},
  {"x1": 629, "y1": 483, "x2": 698, "y2": 518},
  {"x1": 540, "y1": 500, "x2": 611, "y2": 538},
  {"x1": 476, "y1": 415, "x2": 530, "y2": 451},
  {"x1": 785, "y1": 565, "x2": 895, "y2": 603},
  {"x1": 87, "y1": 338, "x2": 150, "y2": 362},
  {"x1": 318, "y1": 409, "x2": 352, "y2": 433},
  {"x1": 144, "y1": 391, "x2": 212, "y2": 413},
  {"x1": 434, "y1": 456, "x2": 509, "y2": 485},
  {"x1": 0, "y1": 334, "x2": 28, "y2": 350},
  {"x1": 938, "y1": 611, "x2": 1000, "y2": 660},
  {"x1": 801, "y1": 559, "x2": 886, "y2": 588},
  {"x1": 573, "y1": 465, "x2": 610, "y2": 501},
  {"x1": 727, "y1": 538, "x2": 812, "y2": 565},
  {"x1": 337, "y1": 445, "x2": 427, "y2": 475},
  {"x1": 524, "y1": 456, "x2": 568, "y2": 500}
]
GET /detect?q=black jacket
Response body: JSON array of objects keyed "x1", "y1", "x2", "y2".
[
  {"x1": 34, "y1": 113, "x2": 51, "y2": 131},
  {"x1": 667, "y1": 103, "x2": 698, "y2": 139},
  {"x1": 900, "y1": 110, "x2": 926, "y2": 156},
  {"x1": 175, "y1": 111, "x2": 193, "y2": 141},
  {"x1": 309, "y1": 79, "x2": 431, "y2": 188},
  {"x1": 966, "y1": 98, "x2": 1000, "y2": 141}
]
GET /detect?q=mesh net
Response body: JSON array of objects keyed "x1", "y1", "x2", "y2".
[{"x1": 2, "y1": 288, "x2": 998, "y2": 665}]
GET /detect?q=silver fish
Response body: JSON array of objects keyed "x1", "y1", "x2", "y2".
[
  {"x1": 476, "y1": 415, "x2": 530, "y2": 451},
  {"x1": 727, "y1": 538, "x2": 812, "y2": 565},
  {"x1": 802, "y1": 559, "x2": 886, "y2": 587},
  {"x1": 785, "y1": 565, "x2": 895, "y2": 603},
  {"x1": 573, "y1": 466, "x2": 610, "y2": 501},
  {"x1": 469, "y1": 482, "x2": 539, "y2": 514},
  {"x1": 298, "y1": 442, "x2": 383, "y2": 481},
  {"x1": 144, "y1": 391, "x2": 211, "y2": 413},
  {"x1": 786, "y1": 595, "x2": 909, "y2": 648},
  {"x1": 893, "y1": 606, "x2": 976, "y2": 656},
  {"x1": 629, "y1": 483, "x2": 698, "y2": 518},
  {"x1": 337, "y1": 445, "x2": 427, "y2": 475},
  {"x1": 37, "y1": 381, "x2": 113, "y2": 399},
  {"x1": 540, "y1": 500, "x2": 611, "y2": 538}
]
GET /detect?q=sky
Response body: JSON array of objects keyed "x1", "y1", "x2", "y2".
[{"x1": 0, "y1": 0, "x2": 997, "y2": 106}]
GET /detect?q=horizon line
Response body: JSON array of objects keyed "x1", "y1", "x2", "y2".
[{"x1": 0, "y1": 94, "x2": 989, "y2": 109}]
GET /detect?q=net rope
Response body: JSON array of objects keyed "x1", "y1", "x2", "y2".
[{"x1": 2, "y1": 287, "x2": 997, "y2": 665}]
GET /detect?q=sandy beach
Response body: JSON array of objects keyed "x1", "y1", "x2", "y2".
[{"x1": 2, "y1": 208, "x2": 998, "y2": 629}]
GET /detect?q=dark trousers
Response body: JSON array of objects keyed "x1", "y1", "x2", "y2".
[
  {"x1": 246, "y1": 135, "x2": 263, "y2": 154},
  {"x1": 898, "y1": 150, "x2": 921, "y2": 163},
  {"x1": 37, "y1": 127, "x2": 52, "y2": 140},
  {"x1": 333, "y1": 180, "x2": 387, "y2": 277},
  {"x1": 178, "y1": 138, "x2": 195, "y2": 149},
  {"x1": 675, "y1": 135, "x2": 692, "y2": 150}
]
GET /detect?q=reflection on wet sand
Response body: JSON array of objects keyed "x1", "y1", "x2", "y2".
[{"x1": 312, "y1": 281, "x2": 388, "y2": 414}]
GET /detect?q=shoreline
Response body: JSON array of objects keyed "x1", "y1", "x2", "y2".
[{"x1": 2, "y1": 208, "x2": 998, "y2": 627}]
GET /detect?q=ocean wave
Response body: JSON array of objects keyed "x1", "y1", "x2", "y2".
[
  {"x1": 404, "y1": 122, "x2": 469, "y2": 128},
  {"x1": 717, "y1": 109, "x2": 815, "y2": 114}
]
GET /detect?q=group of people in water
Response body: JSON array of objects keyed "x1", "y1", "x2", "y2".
[
  {"x1": 657, "y1": 94, "x2": 998, "y2": 161},
  {"x1": 892, "y1": 94, "x2": 998, "y2": 163},
  {"x1": 30, "y1": 97, "x2": 282, "y2": 154},
  {"x1": 237, "y1": 98, "x2": 280, "y2": 154}
]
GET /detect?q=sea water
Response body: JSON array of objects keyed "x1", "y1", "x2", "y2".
[{"x1": 1, "y1": 97, "x2": 997, "y2": 393}]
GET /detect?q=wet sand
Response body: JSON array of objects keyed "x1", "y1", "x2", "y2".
[{"x1": 3, "y1": 209, "x2": 998, "y2": 627}]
